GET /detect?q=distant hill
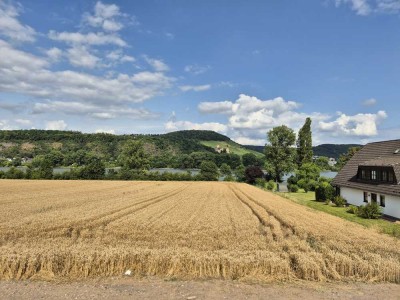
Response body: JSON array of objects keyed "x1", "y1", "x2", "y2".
[
  {"x1": 244, "y1": 143, "x2": 363, "y2": 159},
  {"x1": 0, "y1": 129, "x2": 260, "y2": 162},
  {"x1": 0, "y1": 129, "x2": 362, "y2": 166},
  {"x1": 312, "y1": 144, "x2": 363, "y2": 159}
]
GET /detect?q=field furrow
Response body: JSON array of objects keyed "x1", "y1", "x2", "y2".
[{"x1": 0, "y1": 180, "x2": 399, "y2": 283}]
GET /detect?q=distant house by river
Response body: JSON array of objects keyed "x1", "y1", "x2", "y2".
[{"x1": 332, "y1": 139, "x2": 400, "y2": 219}]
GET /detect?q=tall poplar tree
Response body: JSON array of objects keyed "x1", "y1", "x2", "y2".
[{"x1": 297, "y1": 117, "x2": 313, "y2": 167}]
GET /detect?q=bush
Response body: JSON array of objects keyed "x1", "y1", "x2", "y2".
[
  {"x1": 332, "y1": 196, "x2": 347, "y2": 207},
  {"x1": 324, "y1": 199, "x2": 331, "y2": 205},
  {"x1": 287, "y1": 175, "x2": 298, "y2": 185},
  {"x1": 288, "y1": 184, "x2": 299, "y2": 193},
  {"x1": 308, "y1": 179, "x2": 318, "y2": 191},
  {"x1": 315, "y1": 182, "x2": 335, "y2": 202},
  {"x1": 347, "y1": 205, "x2": 358, "y2": 214},
  {"x1": 297, "y1": 178, "x2": 308, "y2": 192},
  {"x1": 223, "y1": 175, "x2": 235, "y2": 182},
  {"x1": 266, "y1": 180, "x2": 276, "y2": 191},
  {"x1": 357, "y1": 203, "x2": 382, "y2": 219},
  {"x1": 255, "y1": 178, "x2": 266, "y2": 188},
  {"x1": 318, "y1": 176, "x2": 332, "y2": 184}
]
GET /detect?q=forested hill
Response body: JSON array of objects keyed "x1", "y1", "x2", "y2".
[
  {"x1": 244, "y1": 143, "x2": 363, "y2": 159},
  {"x1": 312, "y1": 144, "x2": 363, "y2": 159},
  {"x1": 0, "y1": 130, "x2": 261, "y2": 169},
  {"x1": 0, "y1": 129, "x2": 228, "y2": 158},
  {"x1": 0, "y1": 129, "x2": 361, "y2": 166}
]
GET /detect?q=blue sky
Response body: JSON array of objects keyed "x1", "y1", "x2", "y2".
[{"x1": 0, "y1": 0, "x2": 399, "y2": 145}]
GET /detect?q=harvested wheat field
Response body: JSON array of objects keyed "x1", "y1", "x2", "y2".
[{"x1": 0, "y1": 180, "x2": 400, "y2": 283}]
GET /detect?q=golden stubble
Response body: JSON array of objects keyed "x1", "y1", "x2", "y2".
[{"x1": 0, "y1": 180, "x2": 399, "y2": 282}]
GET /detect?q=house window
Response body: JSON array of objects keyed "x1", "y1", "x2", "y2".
[
  {"x1": 363, "y1": 192, "x2": 368, "y2": 203},
  {"x1": 371, "y1": 193, "x2": 377, "y2": 203},
  {"x1": 380, "y1": 195, "x2": 386, "y2": 207},
  {"x1": 371, "y1": 170, "x2": 377, "y2": 180},
  {"x1": 361, "y1": 169, "x2": 366, "y2": 179},
  {"x1": 366, "y1": 170, "x2": 371, "y2": 180},
  {"x1": 389, "y1": 172, "x2": 394, "y2": 182},
  {"x1": 382, "y1": 171, "x2": 387, "y2": 181}
]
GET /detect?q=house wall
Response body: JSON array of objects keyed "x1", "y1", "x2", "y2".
[{"x1": 340, "y1": 186, "x2": 400, "y2": 219}]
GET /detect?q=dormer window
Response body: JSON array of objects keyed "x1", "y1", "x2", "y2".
[
  {"x1": 389, "y1": 172, "x2": 394, "y2": 182},
  {"x1": 358, "y1": 166, "x2": 396, "y2": 183}
]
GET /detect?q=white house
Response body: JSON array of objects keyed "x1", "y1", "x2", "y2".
[{"x1": 332, "y1": 140, "x2": 400, "y2": 219}]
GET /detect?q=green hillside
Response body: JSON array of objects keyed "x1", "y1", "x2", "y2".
[
  {"x1": 0, "y1": 129, "x2": 263, "y2": 169},
  {"x1": 200, "y1": 140, "x2": 263, "y2": 157}
]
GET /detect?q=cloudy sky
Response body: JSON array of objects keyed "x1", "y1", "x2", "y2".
[{"x1": 0, "y1": 0, "x2": 399, "y2": 145}]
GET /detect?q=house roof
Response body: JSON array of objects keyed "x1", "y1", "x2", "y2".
[{"x1": 332, "y1": 139, "x2": 400, "y2": 197}]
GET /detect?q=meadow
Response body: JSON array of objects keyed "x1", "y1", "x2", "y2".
[{"x1": 0, "y1": 180, "x2": 399, "y2": 282}]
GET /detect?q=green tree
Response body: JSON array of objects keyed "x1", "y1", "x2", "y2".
[
  {"x1": 242, "y1": 153, "x2": 259, "y2": 167},
  {"x1": 118, "y1": 140, "x2": 150, "y2": 171},
  {"x1": 315, "y1": 156, "x2": 330, "y2": 170},
  {"x1": 79, "y1": 157, "x2": 105, "y2": 179},
  {"x1": 296, "y1": 117, "x2": 313, "y2": 167},
  {"x1": 31, "y1": 155, "x2": 53, "y2": 179},
  {"x1": 220, "y1": 163, "x2": 232, "y2": 176},
  {"x1": 199, "y1": 161, "x2": 219, "y2": 181},
  {"x1": 46, "y1": 150, "x2": 64, "y2": 167},
  {"x1": 336, "y1": 146, "x2": 361, "y2": 170},
  {"x1": 264, "y1": 125, "x2": 296, "y2": 181}
]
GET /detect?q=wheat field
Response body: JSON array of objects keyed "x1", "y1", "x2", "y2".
[{"x1": 0, "y1": 180, "x2": 399, "y2": 282}]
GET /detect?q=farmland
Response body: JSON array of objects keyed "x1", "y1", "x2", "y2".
[{"x1": 0, "y1": 180, "x2": 400, "y2": 282}]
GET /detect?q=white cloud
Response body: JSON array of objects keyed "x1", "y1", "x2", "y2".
[
  {"x1": 233, "y1": 136, "x2": 266, "y2": 146},
  {"x1": 165, "y1": 120, "x2": 228, "y2": 133},
  {"x1": 106, "y1": 49, "x2": 135, "y2": 63},
  {"x1": 0, "y1": 119, "x2": 11, "y2": 130},
  {"x1": 0, "y1": 101, "x2": 23, "y2": 112},
  {"x1": 45, "y1": 120, "x2": 67, "y2": 130},
  {"x1": 334, "y1": 0, "x2": 400, "y2": 15},
  {"x1": 48, "y1": 30, "x2": 126, "y2": 47},
  {"x1": 0, "y1": 39, "x2": 48, "y2": 70},
  {"x1": 15, "y1": 118, "x2": 32, "y2": 126},
  {"x1": 362, "y1": 98, "x2": 377, "y2": 106},
  {"x1": 46, "y1": 47, "x2": 63, "y2": 62},
  {"x1": 184, "y1": 64, "x2": 211, "y2": 75},
  {"x1": 318, "y1": 110, "x2": 387, "y2": 136},
  {"x1": 0, "y1": 1, "x2": 36, "y2": 42},
  {"x1": 218, "y1": 81, "x2": 235, "y2": 88},
  {"x1": 377, "y1": 0, "x2": 400, "y2": 13},
  {"x1": 144, "y1": 56, "x2": 169, "y2": 72},
  {"x1": 165, "y1": 32, "x2": 174, "y2": 40},
  {"x1": 84, "y1": 1, "x2": 124, "y2": 32},
  {"x1": 67, "y1": 46, "x2": 100, "y2": 68},
  {"x1": 167, "y1": 94, "x2": 386, "y2": 146},
  {"x1": 198, "y1": 94, "x2": 300, "y2": 117},
  {"x1": 0, "y1": 40, "x2": 173, "y2": 105},
  {"x1": 198, "y1": 101, "x2": 234, "y2": 114},
  {"x1": 180, "y1": 84, "x2": 211, "y2": 92},
  {"x1": 95, "y1": 129, "x2": 115, "y2": 134},
  {"x1": 33, "y1": 100, "x2": 158, "y2": 120},
  {"x1": 335, "y1": 0, "x2": 372, "y2": 15}
]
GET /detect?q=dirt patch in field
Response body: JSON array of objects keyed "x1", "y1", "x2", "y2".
[{"x1": 1, "y1": 278, "x2": 399, "y2": 300}]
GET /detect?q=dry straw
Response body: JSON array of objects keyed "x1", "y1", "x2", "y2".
[{"x1": 0, "y1": 180, "x2": 399, "y2": 282}]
